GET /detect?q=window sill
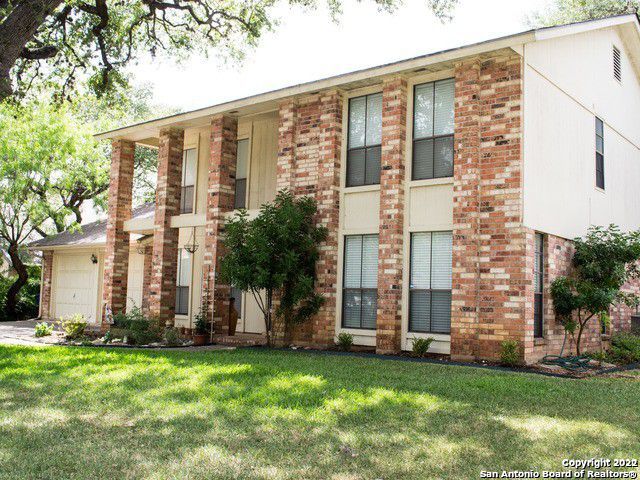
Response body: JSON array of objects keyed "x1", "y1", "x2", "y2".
[
  {"x1": 339, "y1": 327, "x2": 376, "y2": 337},
  {"x1": 408, "y1": 332, "x2": 451, "y2": 342},
  {"x1": 409, "y1": 177, "x2": 454, "y2": 188},
  {"x1": 594, "y1": 186, "x2": 606, "y2": 194},
  {"x1": 342, "y1": 184, "x2": 380, "y2": 194}
]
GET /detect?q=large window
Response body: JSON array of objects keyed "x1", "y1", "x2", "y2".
[
  {"x1": 235, "y1": 139, "x2": 249, "y2": 209},
  {"x1": 180, "y1": 149, "x2": 197, "y2": 214},
  {"x1": 409, "y1": 231, "x2": 453, "y2": 334},
  {"x1": 342, "y1": 234, "x2": 378, "y2": 329},
  {"x1": 596, "y1": 117, "x2": 605, "y2": 190},
  {"x1": 175, "y1": 249, "x2": 191, "y2": 316},
  {"x1": 346, "y1": 93, "x2": 382, "y2": 187},
  {"x1": 534, "y1": 233, "x2": 544, "y2": 338},
  {"x1": 412, "y1": 79, "x2": 455, "y2": 180}
]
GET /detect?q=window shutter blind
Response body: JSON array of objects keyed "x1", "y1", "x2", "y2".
[
  {"x1": 344, "y1": 236, "x2": 363, "y2": 288},
  {"x1": 236, "y1": 139, "x2": 249, "y2": 179},
  {"x1": 183, "y1": 149, "x2": 197, "y2": 186},
  {"x1": 410, "y1": 233, "x2": 431, "y2": 289},
  {"x1": 409, "y1": 290, "x2": 430, "y2": 332},
  {"x1": 347, "y1": 149, "x2": 366, "y2": 187},
  {"x1": 365, "y1": 147, "x2": 382, "y2": 185},
  {"x1": 348, "y1": 97, "x2": 366, "y2": 148},
  {"x1": 412, "y1": 139, "x2": 434, "y2": 181},
  {"x1": 414, "y1": 83, "x2": 434, "y2": 138},
  {"x1": 431, "y1": 232, "x2": 452, "y2": 289},
  {"x1": 361, "y1": 235, "x2": 379, "y2": 289},
  {"x1": 361, "y1": 291, "x2": 377, "y2": 329},
  {"x1": 365, "y1": 93, "x2": 383, "y2": 146},
  {"x1": 431, "y1": 291, "x2": 452, "y2": 333},
  {"x1": 342, "y1": 290, "x2": 361, "y2": 328},
  {"x1": 434, "y1": 79, "x2": 455, "y2": 136},
  {"x1": 434, "y1": 136, "x2": 454, "y2": 178}
]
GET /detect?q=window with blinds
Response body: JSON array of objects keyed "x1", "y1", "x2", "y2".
[
  {"x1": 347, "y1": 93, "x2": 382, "y2": 187},
  {"x1": 412, "y1": 79, "x2": 455, "y2": 180},
  {"x1": 409, "y1": 231, "x2": 452, "y2": 334},
  {"x1": 595, "y1": 117, "x2": 605, "y2": 190},
  {"x1": 342, "y1": 234, "x2": 378, "y2": 329},
  {"x1": 534, "y1": 233, "x2": 544, "y2": 338},
  {"x1": 180, "y1": 149, "x2": 197, "y2": 214},
  {"x1": 235, "y1": 139, "x2": 249, "y2": 209},
  {"x1": 175, "y1": 249, "x2": 191, "y2": 316}
]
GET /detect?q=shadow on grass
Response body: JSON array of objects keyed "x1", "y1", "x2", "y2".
[{"x1": 0, "y1": 346, "x2": 638, "y2": 480}]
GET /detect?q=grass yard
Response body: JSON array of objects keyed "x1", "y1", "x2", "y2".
[{"x1": 0, "y1": 346, "x2": 639, "y2": 480}]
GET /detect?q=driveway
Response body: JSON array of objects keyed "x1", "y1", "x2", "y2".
[{"x1": 0, "y1": 320, "x2": 64, "y2": 346}]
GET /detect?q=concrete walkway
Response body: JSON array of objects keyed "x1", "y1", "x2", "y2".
[{"x1": 0, "y1": 319, "x2": 65, "y2": 346}]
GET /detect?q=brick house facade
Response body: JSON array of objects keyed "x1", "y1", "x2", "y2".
[{"x1": 32, "y1": 15, "x2": 640, "y2": 363}]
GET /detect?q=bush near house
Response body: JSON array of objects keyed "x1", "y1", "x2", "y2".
[
  {"x1": 59, "y1": 314, "x2": 88, "y2": 340},
  {"x1": 0, "y1": 264, "x2": 40, "y2": 321},
  {"x1": 111, "y1": 307, "x2": 163, "y2": 345}
]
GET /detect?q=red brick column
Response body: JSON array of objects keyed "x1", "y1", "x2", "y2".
[
  {"x1": 311, "y1": 90, "x2": 343, "y2": 346},
  {"x1": 203, "y1": 115, "x2": 237, "y2": 334},
  {"x1": 140, "y1": 245, "x2": 153, "y2": 315},
  {"x1": 103, "y1": 139, "x2": 135, "y2": 326},
  {"x1": 277, "y1": 100, "x2": 297, "y2": 192},
  {"x1": 40, "y1": 250, "x2": 54, "y2": 320},
  {"x1": 450, "y1": 60, "x2": 482, "y2": 361},
  {"x1": 376, "y1": 76, "x2": 407, "y2": 354},
  {"x1": 149, "y1": 127, "x2": 184, "y2": 327},
  {"x1": 450, "y1": 53, "x2": 525, "y2": 361}
]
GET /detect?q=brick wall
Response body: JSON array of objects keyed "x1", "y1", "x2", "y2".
[
  {"x1": 141, "y1": 245, "x2": 153, "y2": 315},
  {"x1": 203, "y1": 115, "x2": 237, "y2": 334},
  {"x1": 274, "y1": 91, "x2": 343, "y2": 346},
  {"x1": 103, "y1": 139, "x2": 135, "y2": 326},
  {"x1": 148, "y1": 127, "x2": 184, "y2": 327},
  {"x1": 451, "y1": 51, "x2": 526, "y2": 361},
  {"x1": 40, "y1": 250, "x2": 54, "y2": 320},
  {"x1": 376, "y1": 77, "x2": 407, "y2": 353}
]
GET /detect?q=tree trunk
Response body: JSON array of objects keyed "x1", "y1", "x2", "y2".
[
  {"x1": 575, "y1": 320, "x2": 586, "y2": 356},
  {"x1": 264, "y1": 288, "x2": 274, "y2": 347},
  {"x1": 0, "y1": 0, "x2": 64, "y2": 100},
  {"x1": 4, "y1": 242, "x2": 28, "y2": 320}
]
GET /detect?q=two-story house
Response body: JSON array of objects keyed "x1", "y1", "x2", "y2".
[{"x1": 30, "y1": 14, "x2": 640, "y2": 363}]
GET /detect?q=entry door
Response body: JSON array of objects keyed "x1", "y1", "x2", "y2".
[
  {"x1": 53, "y1": 253, "x2": 100, "y2": 323},
  {"x1": 243, "y1": 291, "x2": 266, "y2": 334},
  {"x1": 126, "y1": 250, "x2": 145, "y2": 312}
]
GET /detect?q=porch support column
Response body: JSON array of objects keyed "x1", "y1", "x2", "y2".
[
  {"x1": 203, "y1": 115, "x2": 237, "y2": 334},
  {"x1": 310, "y1": 90, "x2": 343, "y2": 346},
  {"x1": 40, "y1": 250, "x2": 54, "y2": 320},
  {"x1": 149, "y1": 127, "x2": 184, "y2": 327},
  {"x1": 376, "y1": 76, "x2": 407, "y2": 354},
  {"x1": 103, "y1": 139, "x2": 135, "y2": 327}
]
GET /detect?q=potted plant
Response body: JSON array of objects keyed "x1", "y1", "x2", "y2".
[{"x1": 193, "y1": 310, "x2": 208, "y2": 346}]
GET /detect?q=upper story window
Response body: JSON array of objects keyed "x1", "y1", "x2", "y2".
[
  {"x1": 180, "y1": 149, "x2": 197, "y2": 214},
  {"x1": 342, "y1": 234, "x2": 378, "y2": 329},
  {"x1": 412, "y1": 78, "x2": 455, "y2": 180},
  {"x1": 235, "y1": 139, "x2": 249, "y2": 209},
  {"x1": 346, "y1": 93, "x2": 382, "y2": 187},
  {"x1": 175, "y1": 249, "x2": 191, "y2": 316},
  {"x1": 596, "y1": 117, "x2": 605, "y2": 190},
  {"x1": 409, "y1": 231, "x2": 453, "y2": 334}
]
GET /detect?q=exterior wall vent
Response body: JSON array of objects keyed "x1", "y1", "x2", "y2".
[{"x1": 613, "y1": 45, "x2": 622, "y2": 82}]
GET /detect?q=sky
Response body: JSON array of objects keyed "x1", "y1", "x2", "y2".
[{"x1": 130, "y1": 0, "x2": 552, "y2": 112}]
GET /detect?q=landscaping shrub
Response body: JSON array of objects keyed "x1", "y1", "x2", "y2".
[
  {"x1": 112, "y1": 307, "x2": 162, "y2": 345},
  {"x1": 60, "y1": 314, "x2": 88, "y2": 339},
  {"x1": 0, "y1": 264, "x2": 41, "y2": 321},
  {"x1": 34, "y1": 322, "x2": 53, "y2": 337},
  {"x1": 411, "y1": 337, "x2": 434, "y2": 357},
  {"x1": 164, "y1": 328, "x2": 181, "y2": 346},
  {"x1": 336, "y1": 333, "x2": 353, "y2": 351},
  {"x1": 500, "y1": 340, "x2": 521, "y2": 367},
  {"x1": 607, "y1": 332, "x2": 640, "y2": 364}
]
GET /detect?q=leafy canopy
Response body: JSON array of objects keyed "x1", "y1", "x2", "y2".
[
  {"x1": 219, "y1": 190, "x2": 327, "y2": 344},
  {"x1": 550, "y1": 225, "x2": 640, "y2": 354},
  {"x1": 529, "y1": 0, "x2": 638, "y2": 27}
]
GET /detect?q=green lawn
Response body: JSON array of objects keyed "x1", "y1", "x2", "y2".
[{"x1": 0, "y1": 346, "x2": 638, "y2": 480}]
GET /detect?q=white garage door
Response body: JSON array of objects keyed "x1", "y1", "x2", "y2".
[{"x1": 53, "y1": 253, "x2": 100, "y2": 324}]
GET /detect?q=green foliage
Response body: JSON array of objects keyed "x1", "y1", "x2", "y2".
[
  {"x1": 34, "y1": 322, "x2": 54, "y2": 338},
  {"x1": 500, "y1": 341, "x2": 521, "y2": 367},
  {"x1": 194, "y1": 310, "x2": 208, "y2": 335},
  {"x1": 112, "y1": 307, "x2": 162, "y2": 345},
  {"x1": 411, "y1": 337, "x2": 434, "y2": 357},
  {"x1": 336, "y1": 333, "x2": 353, "y2": 351},
  {"x1": 0, "y1": 264, "x2": 40, "y2": 321},
  {"x1": 220, "y1": 190, "x2": 328, "y2": 345},
  {"x1": 59, "y1": 314, "x2": 88, "y2": 340},
  {"x1": 608, "y1": 332, "x2": 640, "y2": 364},
  {"x1": 164, "y1": 328, "x2": 181, "y2": 347},
  {"x1": 529, "y1": 0, "x2": 638, "y2": 27},
  {"x1": 2, "y1": 1, "x2": 458, "y2": 102},
  {"x1": 550, "y1": 225, "x2": 640, "y2": 354}
]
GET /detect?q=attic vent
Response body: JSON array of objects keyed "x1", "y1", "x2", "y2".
[{"x1": 613, "y1": 45, "x2": 622, "y2": 82}]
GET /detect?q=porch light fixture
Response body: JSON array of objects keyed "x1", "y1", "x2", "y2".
[
  {"x1": 90, "y1": 254, "x2": 98, "y2": 264},
  {"x1": 184, "y1": 227, "x2": 199, "y2": 254}
]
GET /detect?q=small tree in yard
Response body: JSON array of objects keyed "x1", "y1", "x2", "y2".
[
  {"x1": 219, "y1": 190, "x2": 327, "y2": 346},
  {"x1": 550, "y1": 225, "x2": 640, "y2": 355}
]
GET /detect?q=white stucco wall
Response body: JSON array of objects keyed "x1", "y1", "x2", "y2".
[{"x1": 523, "y1": 25, "x2": 640, "y2": 239}]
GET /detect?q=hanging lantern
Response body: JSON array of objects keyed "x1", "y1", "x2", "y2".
[{"x1": 184, "y1": 227, "x2": 199, "y2": 254}]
